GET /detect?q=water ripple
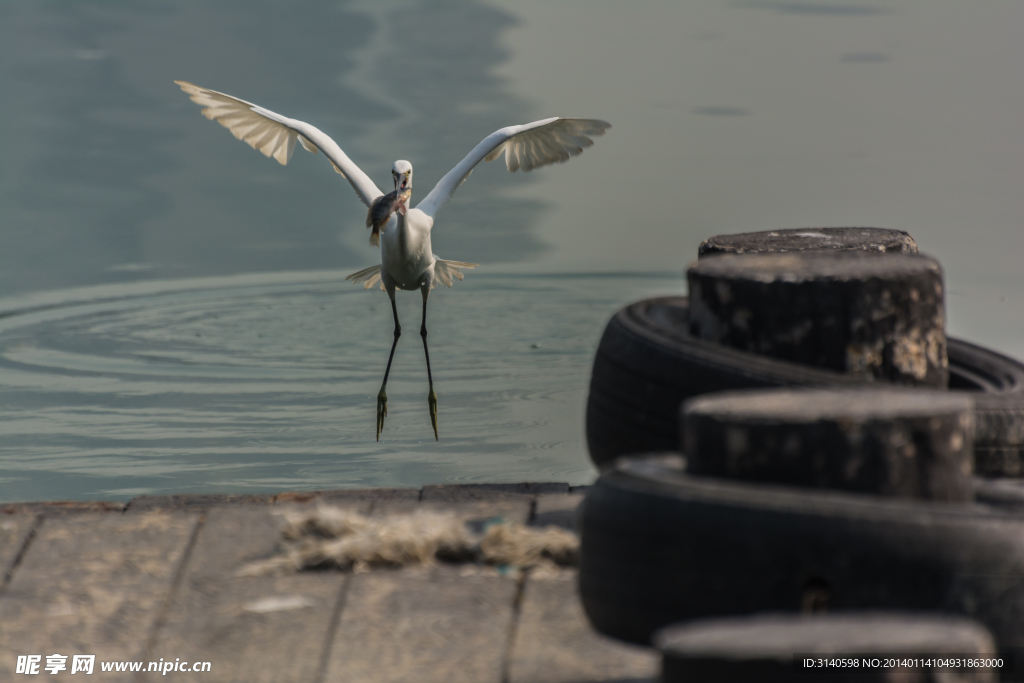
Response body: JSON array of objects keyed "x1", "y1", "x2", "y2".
[{"x1": 0, "y1": 270, "x2": 683, "y2": 502}]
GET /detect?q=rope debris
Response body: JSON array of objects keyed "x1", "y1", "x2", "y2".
[{"x1": 237, "y1": 506, "x2": 579, "y2": 577}]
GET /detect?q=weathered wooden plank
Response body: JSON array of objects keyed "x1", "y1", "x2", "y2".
[
  {"x1": 509, "y1": 571, "x2": 659, "y2": 683},
  {"x1": 0, "y1": 485, "x2": 626, "y2": 683},
  {"x1": 326, "y1": 565, "x2": 519, "y2": 683},
  {"x1": 0, "y1": 500, "x2": 124, "y2": 515},
  {"x1": 274, "y1": 487, "x2": 421, "y2": 509},
  {"x1": 531, "y1": 493, "x2": 585, "y2": 531},
  {"x1": 324, "y1": 487, "x2": 420, "y2": 504},
  {"x1": 422, "y1": 484, "x2": 532, "y2": 504},
  {"x1": 0, "y1": 512, "x2": 199, "y2": 680},
  {"x1": 459, "y1": 483, "x2": 570, "y2": 495},
  {"x1": 141, "y1": 501, "x2": 368, "y2": 683},
  {"x1": 417, "y1": 499, "x2": 534, "y2": 529},
  {"x1": 0, "y1": 515, "x2": 37, "y2": 585},
  {"x1": 126, "y1": 493, "x2": 274, "y2": 513},
  {"x1": 419, "y1": 486, "x2": 537, "y2": 527},
  {"x1": 271, "y1": 491, "x2": 324, "y2": 505}
]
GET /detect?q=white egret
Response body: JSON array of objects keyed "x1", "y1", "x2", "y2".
[{"x1": 175, "y1": 81, "x2": 610, "y2": 441}]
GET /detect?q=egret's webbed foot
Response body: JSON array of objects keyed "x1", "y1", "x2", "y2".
[
  {"x1": 376, "y1": 386, "x2": 388, "y2": 441},
  {"x1": 376, "y1": 387, "x2": 387, "y2": 440},
  {"x1": 428, "y1": 387, "x2": 438, "y2": 441}
]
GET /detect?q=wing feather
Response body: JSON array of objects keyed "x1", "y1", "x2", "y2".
[
  {"x1": 345, "y1": 264, "x2": 384, "y2": 290},
  {"x1": 483, "y1": 143, "x2": 505, "y2": 162},
  {"x1": 273, "y1": 130, "x2": 297, "y2": 165},
  {"x1": 416, "y1": 117, "x2": 609, "y2": 218},
  {"x1": 298, "y1": 135, "x2": 318, "y2": 154},
  {"x1": 432, "y1": 259, "x2": 478, "y2": 289},
  {"x1": 175, "y1": 80, "x2": 383, "y2": 207},
  {"x1": 252, "y1": 124, "x2": 280, "y2": 153},
  {"x1": 507, "y1": 141, "x2": 521, "y2": 173}
]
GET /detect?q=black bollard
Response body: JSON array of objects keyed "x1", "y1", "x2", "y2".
[
  {"x1": 688, "y1": 251, "x2": 948, "y2": 387},
  {"x1": 698, "y1": 227, "x2": 918, "y2": 258},
  {"x1": 683, "y1": 388, "x2": 975, "y2": 501}
]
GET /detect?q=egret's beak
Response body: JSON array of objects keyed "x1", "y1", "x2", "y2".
[{"x1": 400, "y1": 173, "x2": 410, "y2": 191}]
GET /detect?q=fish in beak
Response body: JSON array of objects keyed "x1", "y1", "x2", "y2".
[{"x1": 364, "y1": 161, "x2": 413, "y2": 246}]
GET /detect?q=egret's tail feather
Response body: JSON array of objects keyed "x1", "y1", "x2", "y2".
[
  {"x1": 433, "y1": 259, "x2": 479, "y2": 289},
  {"x1": 345, "y1": 264, "x2": 385, "y2": 291}
]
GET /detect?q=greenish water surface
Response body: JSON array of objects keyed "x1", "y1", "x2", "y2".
[{"x1": 1, "y1": 1, "x2": 1022, "y2": 501}]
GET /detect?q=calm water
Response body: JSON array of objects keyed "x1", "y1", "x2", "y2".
[
  {"x1": 1, "y1": 1, "x2": 1022, "y2": 502},
  {"x1": 0, "y1": 271, "x2": 681, "y2": 501}
]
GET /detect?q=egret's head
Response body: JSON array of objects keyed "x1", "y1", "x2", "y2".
[{"x1": 392, "y1": 160, "x2": 412, "y2": 193}]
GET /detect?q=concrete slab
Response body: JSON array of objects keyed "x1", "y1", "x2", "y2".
[
  {"x1": 509, "y1": 572, "x2": 659, "y2": 683},
  {"x1": 326, "y1": 565, "x2": 519, "y2": 683},
  {"x1": 0, "y1": 512, "x2": 199, "y2": 681},
  {"x1": 140, "y1": 504, "x2": 367, "y2": 683},
  {"x1": 0, "y1": 515, "x2": 37, "y2": 589}
]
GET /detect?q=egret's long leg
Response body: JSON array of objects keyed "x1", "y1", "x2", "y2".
[
  {"x1": 420, "y1": 295, "x2": 439, "y2": 440},
  {"x1": 377, "y1": 296, "x2": 401, "y2": 441}
]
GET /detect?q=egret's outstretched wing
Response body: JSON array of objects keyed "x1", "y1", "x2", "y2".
[
  {"x1": 175, "y1": 81, "x2": 384, "y2": 207},
  {"x1": 415, "y1": 117, "x2": 610, "y2": 219}
]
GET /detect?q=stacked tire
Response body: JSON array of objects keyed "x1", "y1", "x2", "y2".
[
  {"x1": 587, "y1": 229, "x2": 1024, "y2": 475},
  {"x1": 579, "y1": 229, "x2": 1024, "y2": 681}
]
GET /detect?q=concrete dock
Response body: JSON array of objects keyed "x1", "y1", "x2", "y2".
[{"x1": 0, "y1": 484, "x2": 657, "y2": 682}]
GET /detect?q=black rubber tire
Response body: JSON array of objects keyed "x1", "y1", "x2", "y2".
[
  {"x1": 578, "y1": 454, "x2": 1024, "y2": 656},
  {"x1": 948, "y1": 338, "x2": 1024, "y2": 476},
  {"x1": 585, "y1": 297, "x2": 1024, "y2": 475},
  {"x1": 586, "y1": 298, "x2": 860, "y2": 467}
]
